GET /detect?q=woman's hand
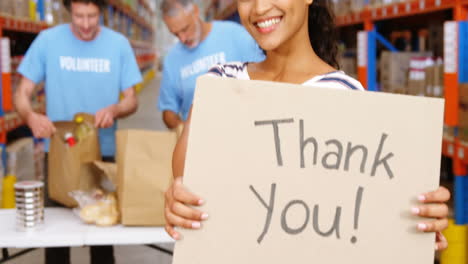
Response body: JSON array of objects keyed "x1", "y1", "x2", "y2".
[
  {"x1": 411, "y1": 186, "x2": 450, "y2": 250},
  {"x1": 164, "y1": 177, "x2": 209, "y2": 240}
]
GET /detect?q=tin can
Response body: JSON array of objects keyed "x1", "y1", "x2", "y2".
[{"x1": 14, "y1": 181, "x2": 44, "y2": 231}]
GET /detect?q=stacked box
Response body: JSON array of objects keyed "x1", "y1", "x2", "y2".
[
  {"x1": 0, "y1": 0, "x2": 14, "y2": 15},
  {"x1": 425, "y1": 61, "x2": 444, "y2": 98},
  {"x1": 332, "y1": 0, "x2": 351, "y2": 16},
  {"x1": 13, "y1": 0, "x2": 30, "y2": 19},
  {"x1": 379, "y1": 51, "x2": 432, "y2": 94},
  {"x1": 407, "y1": 56, "x2": 428, "y2": 96},
  {"x1": 51, "y1": 0, "x2": 70, "y2": 24},
  {"x1": 338, "y1": 56, "x2": 357, "y2": 79},
  {"x1": 350, "y1": 0, "x2": 366, "y2": 12}
]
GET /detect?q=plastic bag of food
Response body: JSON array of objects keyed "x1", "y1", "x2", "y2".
[{"x1": 69, "y1": 189, "x2": 119, "y2": 226}]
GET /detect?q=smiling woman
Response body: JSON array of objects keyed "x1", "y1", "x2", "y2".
[
  {"x1": 235, "y1": 0, "x2": 339, "y2": 84},
  {"x1": 164, "y1": 0, "x2": 451, "y2": 253}
]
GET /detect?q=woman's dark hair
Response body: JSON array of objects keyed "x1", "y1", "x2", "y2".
[
  {"x1": 63, "y1": 0, "x2": 108, "y2": 11},
  {"x1": 308, "y1": 0, "x2": 339, "y2": 69}
]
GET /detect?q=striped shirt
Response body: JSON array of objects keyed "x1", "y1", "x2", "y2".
[{"x1": 207, "y1": 62, "x2": 364, "y2": 91}]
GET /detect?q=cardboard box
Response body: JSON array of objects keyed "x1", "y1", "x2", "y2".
[
  {"x1": 458, "y1": 127, "x2": 468, "y2": 142},
  {"x1": 443, "y1": 125, "x2": 455, "y2": 138},
  {"x1": 0, "y1": 1, "x2": 14, "y2": 15},
  {"x1": 426, "y1": 64, "x2": 444, "y2": 98},
  {"x1": 425, "y1": 66, "x2": 435, "y2": 97},
  {"x1": 458, "y1": 84, "x2": 468, "y2": 127},
  {"x1": 6, "y1": 138, "x2": 35, "y2": 182},
  {"x1": 339, "y1": 56, "x2": 357, "y2": 79},
  {"x1": 433, "y1": 64, "x2": 444, "y2": 98},
  {"x1": 407, "y1": 80, "x2": 426, "y2": 96},
  {"x1": 379, "y1": 51, "x2": 432, "y2": 94},
  {"x1": 13, "y1": 0, "x2": 29, "y2": 19}
]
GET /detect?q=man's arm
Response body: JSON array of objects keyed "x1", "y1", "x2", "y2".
[
  {"x1": 114, "y1": 86, "x2": 138, "y2": 119},
  {"x1": 14, "y1": 76, "x2": 55, "y2": 138},
  {"x1": 15, "y1": 77, "x2": 35, "y2": 121},
  {"x1": 95, "y1": 86, "x2": 138, "y2": 128},
  {"x1": 163, "y1": 110, "x2": 183, "y2": 129}
]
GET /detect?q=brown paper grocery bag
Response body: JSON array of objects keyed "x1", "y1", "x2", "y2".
[
  {"x1": 93, "y1": 161, "x2": 117, "y2": 192},
  {"x1": 48, "y1": 113, "x2": 101, "y2": 207},
  {"x1": 116, "y1": 129, "x2": 177, "y2": 226}
]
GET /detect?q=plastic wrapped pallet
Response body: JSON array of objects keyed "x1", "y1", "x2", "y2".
[
  {"x1": 6, "y1": 138, "x2": 35, "y2": 182},
  {"x1": 34, "y1": 140, "x2": 45, "y2": 181}
]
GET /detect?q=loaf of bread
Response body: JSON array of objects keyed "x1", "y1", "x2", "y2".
[{"x1": 79, "y1": 192, "x2": 119, "y2": 226}]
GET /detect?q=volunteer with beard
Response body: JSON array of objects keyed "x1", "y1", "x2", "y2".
[
  {"x1": 158, "y1": 0, "x2": 265, "y2": 129},
  {"x1": 14, "y1": 0, "x2": 142, "y2": 263}
]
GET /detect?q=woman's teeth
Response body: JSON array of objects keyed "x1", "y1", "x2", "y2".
[{"x1": 257, "y1": 18, "x2": 281, "y2": 29}]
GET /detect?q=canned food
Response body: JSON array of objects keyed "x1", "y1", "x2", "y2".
[
  {"x1": 17, "y1": 214, "x2": 44, "y2": 222},
  {"x1": 16, "y1": 210, "x2": 44, "y2": 219},
  {"x1": 16, "y1": 202, "x2": 43, "y2": 210},
  {"x1": 16, "y1": 220, "x2": 44, "y2": 231},
  {"x1": 16, "y1": 208, "x2": 44, "y2": 216},
  {"x1": 14, "y1": 181, "x2": 44, "y2": 191},
  {"x1": 15, "y1": 196, "x2": 43, "y2": 204},
  {"x1": 14, "y1": 181, "x2": 44, "y2": 232},
  {"x1": 15, "y1": 191, "x2": 43, "y2": 198}
]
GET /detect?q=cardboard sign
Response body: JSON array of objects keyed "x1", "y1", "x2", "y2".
[{"x1": 173, "y1": 76, "x2": 444, "y2": 264}]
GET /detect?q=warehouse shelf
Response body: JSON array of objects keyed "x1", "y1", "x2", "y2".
[
  {"x1": 0, "y1": 1, "x2": 156, "y2": 143},
  {"x1": 138, "y1": 0, "x2": 155, "y2": 17},
  {"x1": 0, "y1": 101, "x2": 45, "y2": 135},
  {"x1": 335, "y1": 0, "x2": 468, "y2": 224},
  {"x1": 441, "y1": 135, "x2": 468, "y2": 166},
  {"x1": 336, "y1": 12, "x2": 364, "y2": 27},
  {"x1": 0, "y1": 15, "x2": 48, "y2": 34},
  {"x1": 442, "y1": 135, "x2": 455, "y2": 157},
  {"x1": 336, "y1": 0, "x2": 468, "y2": 27},
  {"x1": 214, "y1": 2, "x2": 237, "y2": 20},
  {"x1": 138, "y1": 61, "x2": 156, "y2": 70},
  {"x1": 137, "y1": 54, "x2": 156, "y2": 69},
  {"x1": 108, "y1": 0, "x2": 153, "y2": 32},
  {"x1": 130, "y1": 39, "x2": 154, "y2": 50}
]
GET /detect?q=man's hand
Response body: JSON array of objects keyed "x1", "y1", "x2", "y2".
[
  {"x1": 95, "y1": 105, "x2": 117, "y2": 128},
  {"x1": 26, "y1": 112, "x2": 56, "y2": 138},
  {"x1": 93, "y1": 87, "x2": 137, "y2": 128}
]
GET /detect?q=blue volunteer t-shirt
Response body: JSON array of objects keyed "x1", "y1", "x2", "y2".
[
  {"x1": 158, "y1": 21, "x2": 265, "y2": 120},
  {"x1": 19, "y1": 24, "x2": 142, "y2": 156}
]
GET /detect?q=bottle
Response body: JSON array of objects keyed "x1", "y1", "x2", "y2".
[
  {"x1": 75, "y1": 116, "x2": 93, "y2": 142},
  {"x1": 64, "y1": 132, "x2": 76, "y2": 147},
  {"x1": 1, "y1": 175, "x2": 15, "y2": 209},
  {"x1": 2, "y1": 151, "x2": 15, "y2": 209}
]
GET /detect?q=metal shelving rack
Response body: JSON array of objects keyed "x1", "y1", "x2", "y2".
[
  {"x1": 214, "y1": 2, "x2": 237, "y2": 20},
  {"x1": 336, "y1": 0, "x2": 468, "y2": 224},
  {"x1": 0, "y1": 0, "x2": 156, "y2": 147}
]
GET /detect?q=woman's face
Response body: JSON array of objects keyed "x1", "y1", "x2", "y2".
[{"x1": 238, "y1": 0, "x2": 311, "y2": 51}]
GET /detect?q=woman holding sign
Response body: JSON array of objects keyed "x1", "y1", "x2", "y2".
[{"x1": 164, "y1": 0, "x2": 450, "y2": 251}]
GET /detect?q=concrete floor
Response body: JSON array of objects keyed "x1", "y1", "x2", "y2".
[{"x1": 6, "y1": 75, "x2": 175, "y2": 264}]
